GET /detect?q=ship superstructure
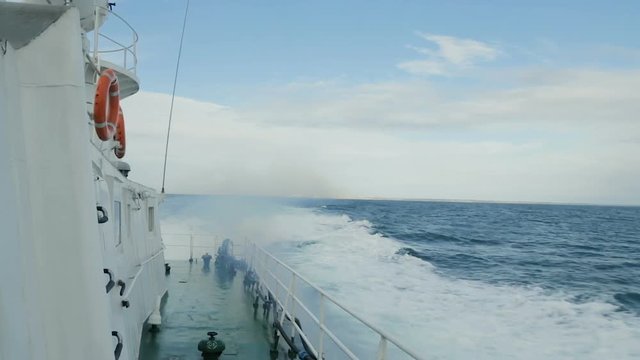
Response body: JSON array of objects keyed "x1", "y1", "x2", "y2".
[{"x1": 0, "y1": 1, "x2": 165, "y2": 359}]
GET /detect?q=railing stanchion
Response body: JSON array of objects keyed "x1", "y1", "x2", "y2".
[
  {"x1": 318, "y1": 293, "x2": 325, "y2": 357},
  {"x1": 189, "y1": 234, "x2": 193, "y2": 261},
  {"x1": 280, "y1": 270, "x2": 294, "y2": 324},
  {"x1": 376, "y1": 335, "x2": 388, "y2": 360},
  {"x1": 289, "y1": 274, "x2": 297, "y2": 338},
  {"x1": 132, "y1": 31, "x2": 137, "y2": 73},
  {"x1": 93, "y1": 6, "x2": 99, "y2": 68}
]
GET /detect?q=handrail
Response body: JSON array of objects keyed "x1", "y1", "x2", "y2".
[
  {"x1": 140, "y1": 247, "x2": 165, "y2": 266},
  {"x1": 97, "y1": 33, "x2": 134, "y2": 53},
  {"x1": 90, "y1": 6, "x2": 139, "y2": 74},
  {"x1": 162, "y1": 233, "x2": 226, "y2": 236},
  {"x1": 161, "y1": 234, "x2": 246, "y2": 259},
  {"x1": 121, "y1": 247, "x2": 164, "y2": 300},
  {"x1": 251, "y1": 244, "x2": 423, "y2": 360},
  {"x1": 259, "y1": 264, "x2": 359, "y2": 359}
]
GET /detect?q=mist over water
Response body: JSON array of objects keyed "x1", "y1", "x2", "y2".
[{"x1": 160, "y1": 195, "x2": 640, "y2": 359}]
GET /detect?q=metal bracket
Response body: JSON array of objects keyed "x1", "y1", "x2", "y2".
[
  {"x1": 117, "y1": 279, "x2": 126, "y2": 296},
  {"x1": 111, "y1": 331, "x2": 123, "y2": 360},
  {"x1": 97, "y1": 205, "x2": 109, "y2": 224},
  {"x1": 103, "y1": 269, "x2": 115, "y2": 293}
]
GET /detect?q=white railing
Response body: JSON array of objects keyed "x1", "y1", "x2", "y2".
[
  {"x1": 249, "y1": 244, "x2": 423, "y2": 360},
  {"x1": 90, "y1": 6, "x2": 138, "y2": 74},
  {"x1": 162, "y1": 233, "x2": 246, "y2": 261},
  {"x1": 121, "y1": 247, "x2": 165, "y2": 302}
]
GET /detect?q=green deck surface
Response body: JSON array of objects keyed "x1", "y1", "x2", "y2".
[{"x1": 139, "y1": 261, "x2": 276, "y2": 360}]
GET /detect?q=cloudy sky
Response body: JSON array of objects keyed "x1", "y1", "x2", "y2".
[{"x1": 112, "y1": 0, "x2": 640, "y2": 205}]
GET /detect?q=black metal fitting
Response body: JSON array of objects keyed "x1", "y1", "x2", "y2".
[
  {"x1": 97, "y1": 205, "x2": 109, "y2": 224},
  {"x1": 117, "y1": 280, "x2": 126, "y2": 296},
  {"x1": 103, "y1": 269, "x2": 115, "y2": 293},
  {"x1": 111, "y1": 331, "x2": 123, "y2": 360}
]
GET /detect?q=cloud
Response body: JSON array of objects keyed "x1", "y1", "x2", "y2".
[
  {"x1": 121, "y1": 92, "x2": 345, "y2": 198},
  {"x1": 117, "y1": 34, "x2": 640, "y2": 205},
  {"x1": 416, "y1": 33, "x2": 499, "y2": 66},
  {"x1": 398, "y1": 33, "x2": 500, "y2": 76},
  {"x1": 397, "y1": 59, "x2": 448, "y2": 76},
  {"x1": 237, "y1": 69, "x2": 640, "y2": 134},
  {"x1": 120, "y1": 71, "x2": 640, "y2": 205}
]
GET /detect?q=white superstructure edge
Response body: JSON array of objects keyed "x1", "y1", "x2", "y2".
[{"x1": 0, "y1": 2, "x2": 166, "y2": 359}]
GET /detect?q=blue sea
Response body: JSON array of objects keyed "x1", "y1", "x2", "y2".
[{"x1": 161, "y1": 195, "x2": 640, "y2": 359}]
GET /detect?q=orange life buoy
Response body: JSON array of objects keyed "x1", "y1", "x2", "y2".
[
  {"x1": 93, "y1": 69, "x2": 120, "y2": 141},
  {"x1": 114, "y1": 107, "x2": 126, "y2": 159}
]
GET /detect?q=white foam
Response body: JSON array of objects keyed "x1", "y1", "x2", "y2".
[{"x1": 259, "y1": 208, "x2": 640, "y2": 359}]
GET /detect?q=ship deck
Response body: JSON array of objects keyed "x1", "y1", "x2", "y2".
[{"x1": 139, "y1": 261, "x2": 275, "y2": 359}]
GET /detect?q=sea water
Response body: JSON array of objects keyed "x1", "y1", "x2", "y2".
[{"x1": 161, "y1": 195, "x2": 640, "y2": 359}]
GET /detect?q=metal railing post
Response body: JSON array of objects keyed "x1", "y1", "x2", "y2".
[
  {"x1": 132, "y1": 30, "x2": 136, "y2": 73},
  {"x1": 280, "y1": 271, "x2": 295, "y2": 324},
  {"x1": 250, "y1": 243, "x2": 255, "y2": 270},
  {"x1": 318, "y1": 293, "x2": 325, "y2": 357},
  {"x1": 376, "y1": 335, "x2": 388, "y2": 360},
  {"x1": 189, "y1": 234, "x2": 193, "y2": 261},
  {"x1": 261, "y1": 250, "x2": 268, "y2": 296},
  {"x1": 289, "y1": 274, "x2": 297, "y2": 338},
  {"x1": 93, "y1": 6, "x2": 99, "y2": 69},
  {"x1": 262, "y1": 250, "x2": 267, "y2": 292}
]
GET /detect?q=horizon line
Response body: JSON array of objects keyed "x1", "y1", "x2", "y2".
[{"x1": 162, "y1": 192, "x2": 640, "y2": 208}]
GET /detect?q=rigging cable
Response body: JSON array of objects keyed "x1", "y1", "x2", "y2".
[{"x1": 161, "y1": 0, "x2": 190, "y2": 194}]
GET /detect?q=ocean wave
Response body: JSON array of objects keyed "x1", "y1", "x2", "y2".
[
  {"x1": 265, "y1": 208, "x2": 640, "y2": 359},
  {"x1": 394, "y1": 247, "x2": 434, "y2": 262},
  {"x1": 296, "y1": 240, "x2": 320, "y2": 248},
  {"x1": 614, "y1": 292, "x2": 640, "y2": 314}
]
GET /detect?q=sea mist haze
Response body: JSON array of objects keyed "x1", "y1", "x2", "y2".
[{"x1": 161, "y1": 195, "x2": 640, "y2": 359}]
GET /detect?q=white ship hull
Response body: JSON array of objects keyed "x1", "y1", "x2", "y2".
[{"x1": 0, "y1": 3, "x2": 166, "y2": 359}]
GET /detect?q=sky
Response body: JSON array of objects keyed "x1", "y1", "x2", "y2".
[{"x1": 108, "y1": 0, "x2": 640, "y2": 205}]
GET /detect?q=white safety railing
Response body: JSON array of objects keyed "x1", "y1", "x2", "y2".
[
  {"x1": 90, "y1": 6, "x2": 138, "y2": 74},
  {"x1": 162, "y1": 233, "x2": 246, "y2": 261},
  {"x1": 249, "y1": 244, "x2": 423, "y2": 360},
  {"x1": 121, "y1": 247, "x2": 165, "y2": 302}
]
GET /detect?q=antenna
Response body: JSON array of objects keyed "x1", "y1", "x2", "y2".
[{"x1": 161, "y1": 0, "x2": 190, "y2": 194}]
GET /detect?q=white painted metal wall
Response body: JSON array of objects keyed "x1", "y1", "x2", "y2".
[
  {"x1": 23, "y1": 0, "x2": 110, "y2": 32},
  {"x1": 0, "y1": 35, "x2": 37, "y2": 360},
  {"x1": 92, "y1": 146, "x2": 167, "y2": 360},
  {"x1": 0, "y1": 8, "x2": 114, "y2": 359},
  {"x1": 0, "y1": 4, "x2": 167, "y2": 360}
]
